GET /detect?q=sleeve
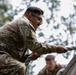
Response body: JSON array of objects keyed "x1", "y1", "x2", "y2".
[
  {"x1": 38, "y1": 71, "x2": 45, "y2": 75},
  {"x1": 37, "y1": 67, "x2": 46, "y2": 75},
  {"x1": 18, "y1": 19, "x2": 57, "y2": 55},
  {"x1": 25, "y1": 27, "x2": 57, "y2": 55}
]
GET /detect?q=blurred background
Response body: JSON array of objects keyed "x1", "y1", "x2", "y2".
[{"x1": 0, "y1": 0, "x2": 76, "y2": 75}]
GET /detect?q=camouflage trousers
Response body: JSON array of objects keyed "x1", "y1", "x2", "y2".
[{"x1": 0, "y1": 53, "x2": 26, "y2": 75}]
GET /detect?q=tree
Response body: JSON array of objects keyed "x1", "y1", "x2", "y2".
[
  {"x1": 1, "y1": 0, "x2": 76, "y2": 74},
  {"x1": 0, "y1": 0, "x2": 23, "y2": 26},
  {"x1": 0, "y1": 0, "x2": 13, "y2": 26},
  {"x1": 19, "y1": 0, "x2": 76, "y2": 74}
]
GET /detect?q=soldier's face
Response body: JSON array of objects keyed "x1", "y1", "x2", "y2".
[
  {"x1": 30, "y1": 13, "x2": 43, "y2": 30},
  {"x1": 46, "y1": 60, "x2": 56, "y2": 71}
]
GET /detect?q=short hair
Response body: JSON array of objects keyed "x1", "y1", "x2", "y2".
[
  {"x1": 45, "y1": 55, "x2": 55, "y2": 61},
  {"x1": 24, "y1": 6, "x2": 44, "y2": 15}
]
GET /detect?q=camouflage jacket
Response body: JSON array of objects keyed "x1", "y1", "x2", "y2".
[
  {"x1": 0, "y1": 16, "x2": 56, "y2": 62},
  {"x1": 38, "y1": 64, "x2": 65, "y2": 75}
]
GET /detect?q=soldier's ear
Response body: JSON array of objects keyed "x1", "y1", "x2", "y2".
[{"x1": 28, "y1": 13, "x2": 32, "y2": 18}]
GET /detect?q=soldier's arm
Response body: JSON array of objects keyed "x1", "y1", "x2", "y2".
[
  {"x1": 18, "y1": 21, "x2": 67, "y2": 55},
  {"x1": 25, "y1": 29, "x2": 67, "y2": 55}
]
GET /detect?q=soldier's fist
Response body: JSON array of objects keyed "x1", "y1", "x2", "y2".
[
  {"x1": 56, "y1": 45, "x2": 67, "y2": 53},
  {"x1": 29, "y1": 52, "x2": 40, "y2": 60}
]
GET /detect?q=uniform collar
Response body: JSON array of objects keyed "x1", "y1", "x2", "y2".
[{"x1": 22, "y1": 16, "x2": 36, "y2": 31}]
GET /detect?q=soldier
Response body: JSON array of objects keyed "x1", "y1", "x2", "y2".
[
  {"x1": 38, "y1": 55, "x2": 65, "y2": 75},
  {"x1": 0, "y1": 6, "x2": 67, "y2": 75}
]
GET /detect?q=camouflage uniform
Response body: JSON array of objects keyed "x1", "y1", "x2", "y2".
[
  {"x1": 38, "y1": 64, "x2": 65, "y2": 75},
  {"x1": 0, "y1": 16, "x2": 56, "y2": 75}
]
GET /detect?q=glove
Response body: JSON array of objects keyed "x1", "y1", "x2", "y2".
[{"x1": 56, "y1": 45, "x2": 67, "y2": 53}]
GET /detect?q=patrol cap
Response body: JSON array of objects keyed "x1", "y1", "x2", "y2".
[{"x1": 45, "y1": 55, "x2": 55, "y2": 61}]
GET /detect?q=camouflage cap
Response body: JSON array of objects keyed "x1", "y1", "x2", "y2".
[{"x1": 45, "y1": 55, "x2": 55, "y2": 61}]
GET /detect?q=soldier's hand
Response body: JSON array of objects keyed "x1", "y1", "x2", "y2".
[
  {"x1": 29, "y1": 52, "x2": 40, "y2": 60},
  {"x1": 56, "y1": 45, "x2": 67, "y2": 53}
]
